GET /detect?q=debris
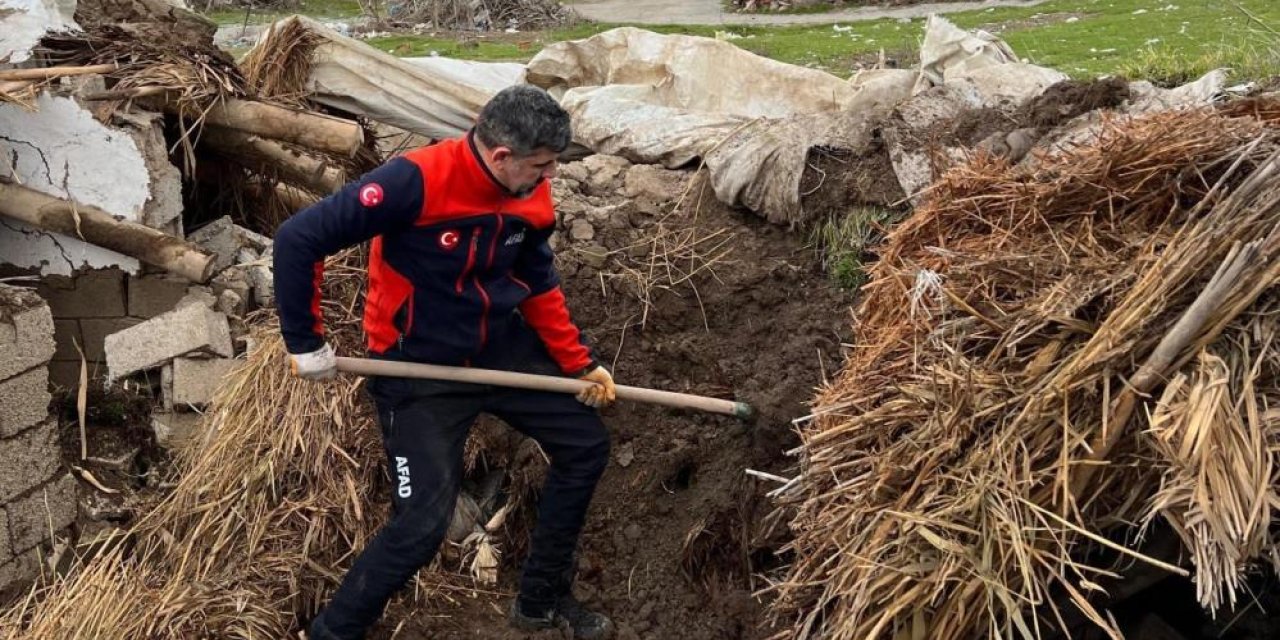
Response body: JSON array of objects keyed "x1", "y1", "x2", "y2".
[
  {"x1": 245, "y1": 16, "x2": 525, "y2": 140},
  {"x1": 103, "y1": 303, "x2": 234, "y2": 384},
  {"x1": 169, "y1": 357, "x2": 238, "y2": 407},
  {"x1": 188, "y1": 216, "x2": 271, "y2": 274},
  {"x1": 151, "y1": 410, "x2": 205, "y2": 449},
  {"x1": 0, "y1": 181, "x2": 216, "y2": 283},
  {"x1": 0, "y1": 286, "x2": 57, "y2": 381}
]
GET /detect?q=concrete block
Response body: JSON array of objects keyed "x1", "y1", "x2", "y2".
[
  {"x1": 0, "y1": 419, "x2": 60, "y2": 503},
  {"x1": 51, "y1": 319, "x2": 82, "y2": 361},
  {"x1": 0, "y1": 506, "x2": 10, "y2": 559},
  {"x1": 189, "y1": 216, "x2": 271, "y2": 273},
  {"x1": 6, "y1": 474, "x2": 78, "y2": 554},
  {"x1": 170, "y1": 357, "x2": 237, "y2": 407},
  {"x1": 104, "y1": 304, "x2": 233, "y2": 384},
  {"x1": 80, "y1": 318, "x2": 141, "y2": 362},
  {"x1": 35, "y1": 269, "x2": 127, "y2": 319},
  {"x1": 152, "y1": 411, "x2": 206, "y2": 449},
  {"x1": 127, "y1": 274, "x2": 191, "y2": 318},
  {"x1": 0, "y1": 285, "x2": 56, "y2": 380},
  {"x1": 0, "y1": 547, "x2": 41, "y2": 596},
  {"x1": 161, "y1": 364, "x2": 174, "y2": 412},
  {"x1": 0, "y1": 368, "x2": 51, "y2": 438}
]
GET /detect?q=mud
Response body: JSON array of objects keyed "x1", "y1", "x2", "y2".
[
  {"x1": 800, "y1": 138, "x2": 908, "y2": 220},
  {"x1": 369, "y1": 162, "x2": 854, "y2": 639}
]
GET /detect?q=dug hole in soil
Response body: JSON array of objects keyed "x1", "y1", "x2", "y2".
[{"x1": 369, "y1": 156, "x2": 853, "y2": 639}]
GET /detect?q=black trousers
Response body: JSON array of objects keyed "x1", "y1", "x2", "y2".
[{"x1": 310, "y1": 327, "x2": 610, "y2": 640}]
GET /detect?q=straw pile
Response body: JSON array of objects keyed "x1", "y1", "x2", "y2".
[{"x1": 768, "y1": 104, "x2": 1280, "y2": 639}]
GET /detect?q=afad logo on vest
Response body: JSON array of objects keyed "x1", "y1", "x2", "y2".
[{"x1": 438, "y1": 230, "x2": 461, "y2": 251}]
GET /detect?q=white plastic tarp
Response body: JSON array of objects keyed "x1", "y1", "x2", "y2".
[
  {"x1": 528, "y1": 27, "x2": 915, "y2": 224},
  {"x1": 1, "y1": 0, "x2": 78, "y2": 64},
  {"x1": 255, "y1": 16, "x2": 525, "y2": 140}
]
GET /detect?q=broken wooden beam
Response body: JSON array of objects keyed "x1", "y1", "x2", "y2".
[
  {"x1": 0, "y1": 181, "x2": 216, "y2": 283},
  {"x1": 164, "y1": 98, "x2": 364, "y2": 157},
  {"x1": 200, "y1": 125, "x2": 346, "y2": 194}
]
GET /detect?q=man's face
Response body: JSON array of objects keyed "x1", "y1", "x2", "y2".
[{"x1": 488, "y1": 147, "x2": 559, "y2": 198}]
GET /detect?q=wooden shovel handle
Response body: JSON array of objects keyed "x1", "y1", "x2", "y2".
[{"x1": 335, "y1": 357, "x2": 754, "y2": 420}]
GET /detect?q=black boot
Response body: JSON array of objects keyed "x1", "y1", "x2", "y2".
[{"x1": 510, "y1": 595, "x2": 615, "y2": 640}]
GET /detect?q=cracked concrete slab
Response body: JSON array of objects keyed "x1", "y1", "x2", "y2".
[{"x1": 0, "y1": 93, "x2": 181, "y2": 276}]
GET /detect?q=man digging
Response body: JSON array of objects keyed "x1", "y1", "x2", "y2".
[{"x1": 273, "y1": 85, "x2": 617, "y2": 640}]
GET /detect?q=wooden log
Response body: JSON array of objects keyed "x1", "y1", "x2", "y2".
[
  {"x1": 200, "y1": 125, "x2": 346, "y2": 194},
  {"x1": 0, "y1": 64, "x2": 117, "y2": 82},
  {"x1": 165, "y1": 98, "x2": 364, "y2": 158},
  {"x1": 0, "y1": 181, "x2": 216, "y2": 283}
]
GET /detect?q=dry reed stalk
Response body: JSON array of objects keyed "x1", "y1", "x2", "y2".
[{"x1": 768, "y1": 108, "x2": 1280, "y2": 640}]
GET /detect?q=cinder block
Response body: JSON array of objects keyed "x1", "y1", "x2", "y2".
[
  {"x1": 170, "y1": 357, "x2": 238, "y2": 407},
  {"x1": 0, "y1": 368, "x2": 51, "y2": 438},
  {"x1": 80, "y1": 318, "x2": 141, "y2": 362},
  {"x1": 6, "y1": 474, "x2": 77, "y2": 554},
  {"x1": 152, "y1": 410, "x2": 206, "y2": 449},
  {"x1": 0, "y1": 507, "x2": 11, "y2": 559},
  {"x1": 0, "y1": 547, "x2": 40, "y2": 596},
  {"x1": 36, "y1": 269, "x2": 126, "y2": 319},
  {"x1": 104, "y1": 304, "x2": 233, "y2": 384},
  {"x1": 127, "y1": 274, "x2": 191, "y2": 318},
  {"x1": 0, "y1": 419, "x2": 60, "y2": 503},
  {"x1": 0, "y1": 285, "x2": 56, "y2": 380},
  {"x1": 52, "y1": 319, "x2": 81, "y2": 361}
]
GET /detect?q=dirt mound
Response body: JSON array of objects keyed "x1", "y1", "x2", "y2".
[
  {"x1": 371, "y1": 159, "x2": 853, "y2": 639},
  {"x1": 1018, "y1": 77, "x2": 1132, "y2": 129}
]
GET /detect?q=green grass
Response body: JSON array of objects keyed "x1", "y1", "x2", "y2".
[
  {"x1": 350, "y1": 0, "x2": 1279, "y2": 82},
  {"x1": 206, "y1": 0, "x2": 363, "y2": 26},
  {"x1": 811, "y1": 207, "x2": 899, "y2": 291}
]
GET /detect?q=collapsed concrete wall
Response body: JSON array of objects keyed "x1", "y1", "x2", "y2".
[
  {"x1": 0, "y1": 285, "x2": 77, "y2": 597},
  {"x1": 0, "y1": 93, "x2": 183, "y2": 276}
]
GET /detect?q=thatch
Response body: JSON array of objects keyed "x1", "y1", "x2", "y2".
[
  {"x1": 38, "y1": 25, "x2": 245, "y2": 114},
  {"x1": 768, "y1": 105, "x2": 1280, "y2": 639},
  {"x1": 240, "y1": 17, "x2": 322, "y2": 110}
]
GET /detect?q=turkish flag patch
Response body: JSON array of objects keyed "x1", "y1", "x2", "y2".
[
  {"x1": 438, "y1": 230, "x2": 461, "y2": 250},
  {"x1": 358, "y1": 183, "x2": 384, "y2": 207}
]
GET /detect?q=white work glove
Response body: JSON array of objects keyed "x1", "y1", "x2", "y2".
[
  {"x1": 289, "y1": 343, "x2": 338, "y2": 381},
  {"x1": 576, "y1": 365, "x2": 617, "y2": 409}
]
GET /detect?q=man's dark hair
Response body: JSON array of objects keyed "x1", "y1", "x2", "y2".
[{"x1": 475, "y1": 85, "x2": 572, "y2": 157}]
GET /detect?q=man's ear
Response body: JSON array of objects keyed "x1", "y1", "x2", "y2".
[{"x1": 491, "y1": 146, "x2": 513, "y2": 163}]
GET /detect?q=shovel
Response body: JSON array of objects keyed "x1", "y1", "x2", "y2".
[{"x1": 336, "y1": 357, "x2": 755, "y2": 420}]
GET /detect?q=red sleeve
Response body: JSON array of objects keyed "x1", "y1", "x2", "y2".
[{"x1": 519, "y1": 287, "x2": 596, "y2": 375}]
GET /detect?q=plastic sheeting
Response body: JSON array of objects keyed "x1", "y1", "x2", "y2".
[
  {"x1": 1, "y1": 0, "x2": 79, "y2": 64},
  {"x1": 259, "y1": 16, "x2": 525, "y2": 140},
  {"x1": 529, "y1": 27, "x2": 916, "y2": 224}
]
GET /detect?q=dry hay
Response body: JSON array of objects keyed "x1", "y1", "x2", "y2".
[
  {"x1": 38, "y1": 25, "x2": 244, "y2": 115},
  {"x1": 768, "y1": 105, "x2": 1280, "y2": 639},
  {"x1": 0, "y1": 249, "x2": 493, "y2": 638},
  {"x1": 239, "y1": 17, "x2": 322, "y2": 109}
]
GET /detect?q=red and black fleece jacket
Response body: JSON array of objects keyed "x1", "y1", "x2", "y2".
[{"x1": 272, "y1": 132, "x2": 598, "y2": 376}]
